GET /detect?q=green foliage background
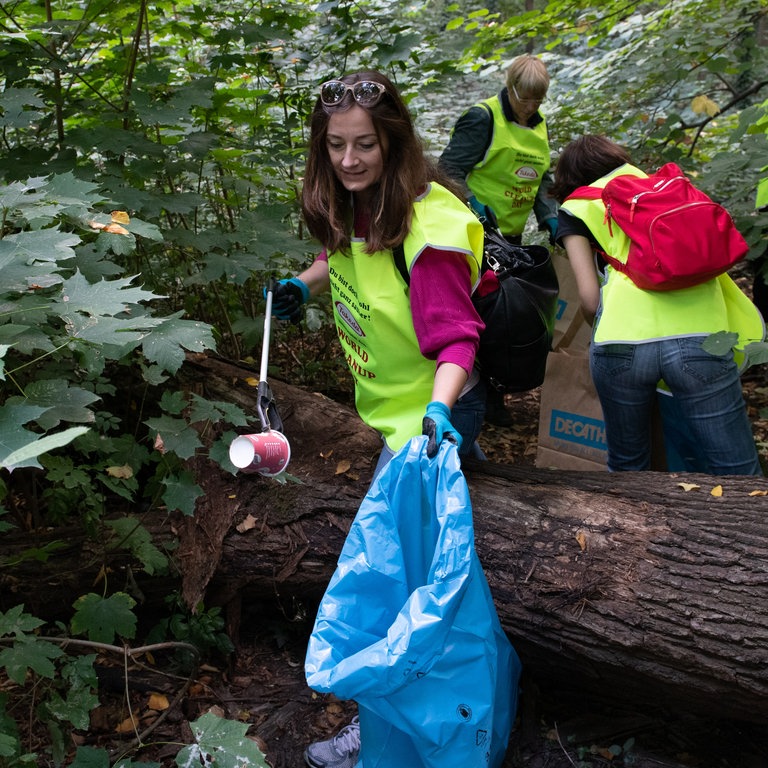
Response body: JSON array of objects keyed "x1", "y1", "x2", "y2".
[{"x1": 0, "y1": 0, "x2": 766, "y2": 765}]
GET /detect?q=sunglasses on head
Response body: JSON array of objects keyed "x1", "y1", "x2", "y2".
[
  {"x1": 512, "y1": 84, "x2": 544, "y2": 107},
  {"x1": 320, "y1": 80, "x2": 387, "y2": 107}
]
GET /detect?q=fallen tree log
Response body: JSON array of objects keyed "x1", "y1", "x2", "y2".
[
  {"x1": 182, "y1": 355, "x2": 768, "y2": 724},
  {"x1": 210, "y1": 459, "x2": 768, "y2": 723},
  {"x1": 3, "y1": 354, "x2": 767, "y2": 726}
]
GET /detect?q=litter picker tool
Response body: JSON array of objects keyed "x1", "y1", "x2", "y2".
[{"x1": 228, "y1": 279, "x2": 291, "y2": 476}]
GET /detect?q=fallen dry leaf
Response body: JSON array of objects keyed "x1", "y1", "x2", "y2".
[
  {"x1": 575, "y1": 530, "x2": 587, "y2": 552},
  {"x1": 244, "y1": 376, "x2": 259, "y2": 387},
  {"x1": 106, "y1": 464, "x2": 133, "y2": 479},
  {"x1": 594, "y1": 745, "x2": 618, "y2": 760},
  {"x1": 88, "y1": 220, "x2": 130, "y2": 235},
  {"x1": 250, "y1": 735, "x2": 269, "y2": 752},
  {"x1": 115, "y1": 715, "x2": 139, "y2": 734},
  {"x1": 710, "y1": 485, "x2": 723, "y2": 497},
  {"x1": 92, "y1": 564, "x2": 108, "y2": 588},
  {"x1": 110, "y1": 210, "x2": 130, "y2": 224},
  {"x1": 147, "y1": 693, "x2": 169, "y2": 711},
  {"x1": 236, "y1": 514, "x2": 258, "y2": 533},
  {"x1": 677, "y1": 482, "x2": 701, "y2": 492},
  {"x1": 749, "y1": 489, "x2": 768, "y2": 496},
  {"x1": 103, "y1": 222, "x2": 130, "y2": 234},
  {"x1": 335, "y1": 459, "x2": 351, "y2": 475}
]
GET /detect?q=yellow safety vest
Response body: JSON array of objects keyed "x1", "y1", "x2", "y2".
[
  {"x1": 561, "y1": 164, "x2": 765, "y2": 352},
  {"x1": 327, "y1": 182, "x2": 483, "y2": 452},
  {"x1": 466, "y1": 96, "x2": 550, "y2": 236},
  {"x1": 757, "y1": 174, "x2": 768, "y2": 210}
]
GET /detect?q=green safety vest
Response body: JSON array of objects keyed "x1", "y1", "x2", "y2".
[
  {"x1": 466, "y1": 96, "x2": 550, "y2": 237},
  {"x1": 561, "y1": 164, "x2": 764, "y2": 353},
  {"x1": 327, "y1": 182, "x2": 483, "y2": 452}
]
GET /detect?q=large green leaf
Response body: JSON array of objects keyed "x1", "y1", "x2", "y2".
[
  {"x1": 188, "y1": 393, "x2": 249, "y2": 428},
  {"x1": 0, "y1": 732, "x2": 20, "y2": 760},
  {"x1": 47, "y1": 655, "x2": 100, "y2": 730},
  {"x1": 42, "y1": 172, "x2": 107, "y2": 207},
  {"x1": 0, "y1": 257, "x2": 65, "y2": 295},
  {"x1": 70, "y1": 592, "x2": 137, "y2": 643},
  {"x1": 63, "y1": 313, "x2": 158, "y2": 349},
  {"x1": 1, "y1": 426, "x2": 90, "y2": 471},
  {"x1": 57, "y1": 271, "x2": 160, "y2": 316},
  {"x1": 0, "y1": 403, "x2": 76, "y2": 470},
  {"x1": 0, "y1": 179, "x2": 47, "y2": 210},
  {"x1": 175, "y1": 712, "x2": 269, "y2": 768},
  {"x1": 141, "y1": 314, "x2": 217, "y2": 374},
  {"x1": 0, "y1": 604, "x2": 45, "y2": 637},
  {"x1": 7, "y1": 379, "x2": 99, "y2": 429},
  {"x1": 3, "y1": 228, "x2": 81, "y2": 264},
  {"x1": 0, "y1": 637, "x2": 63, "y2": 684},
  {"x1": 161, "y1": 470, "x2": 203, "y2": 516},
  {"x1": 68, "y1": 747, "x2": 109, "y2": 768},
  {"x1": 106, "y1": 517, "x2": 169, "y2": 575},
  {"x1": 144, "y1": 415, "x2": 202, "y2": 459}
]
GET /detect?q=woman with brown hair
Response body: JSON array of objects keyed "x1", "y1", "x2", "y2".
[
  {"x1": 267, "y1": 70, "x2": 492, "y2": 768},
  {"x1": 551, "y1": 134, "x2": 762, "y2": 475},
  {"x1": 271, "y1": 71, "x2": 489, "y2": 486}
]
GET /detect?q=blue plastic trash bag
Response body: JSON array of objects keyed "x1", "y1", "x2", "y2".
[{"x1": 305, "y1": 436, "x2": 521, "y2": 768}]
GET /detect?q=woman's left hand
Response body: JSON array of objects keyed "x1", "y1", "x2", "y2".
[{"x1": 422, "y1": 401, "x2": 462, "y2": 458}]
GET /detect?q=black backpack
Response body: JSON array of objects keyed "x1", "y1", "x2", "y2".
[{"x1": 393, "y1": 216, "x2": 559, "y2": 392}]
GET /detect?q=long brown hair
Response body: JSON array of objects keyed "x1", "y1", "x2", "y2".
[
  {"x1": 549, "y1": 135, "x2": 632, "y2": 203},
  {"x1": 301, "y1": 71, "x2": 459, "y2": 254}
]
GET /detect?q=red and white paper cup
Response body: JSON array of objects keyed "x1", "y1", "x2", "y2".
[{"x1": 229, "y1": 430, "x2": 291, "y2": 477}]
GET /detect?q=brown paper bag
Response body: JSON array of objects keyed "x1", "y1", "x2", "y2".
[
  {"x1": 535, "y1": 348, "x2": 607, "y2": 471},
  {"x1": 539, "y1": 251, "x2": 667, "y2": 471},
  {"x1": 551, "y1": 249, "x2": 591, "y2": 352}
]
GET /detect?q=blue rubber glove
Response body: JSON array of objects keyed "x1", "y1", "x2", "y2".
[
  {"x1": 266, "y1": 277, "x2": 309, "y2": 323},
  {"x1": 543, "y1": 217, "x2": 558, "y2": 245},
  {"x1": 468, "y1": 195, "x2": 496, "y2": 224},
  {"x1": 422, "y1": 401, "x2": 462, "y2": 459}
]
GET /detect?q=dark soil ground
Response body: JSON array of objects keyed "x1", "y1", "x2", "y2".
[{"x1": 77, "y1": 373, "x2": 768, "y2": 768}]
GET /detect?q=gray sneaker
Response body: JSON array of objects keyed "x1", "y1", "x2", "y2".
[{"x1": 304, "y1": 716, "x2": 360, "y2": 768}]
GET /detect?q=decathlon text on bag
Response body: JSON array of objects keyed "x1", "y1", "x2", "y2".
[{"x1": 566, "y1": 163, "x2": 748, "y2": 290}]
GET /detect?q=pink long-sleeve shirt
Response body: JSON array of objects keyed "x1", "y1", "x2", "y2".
[{"x1": 318, "y1": 205, "x2": 486, "y2": 377}]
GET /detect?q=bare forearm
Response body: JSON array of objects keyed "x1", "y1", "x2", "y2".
[
  {"x1": 297, "y1": 258, "x2": 331, "y2": 296},
  {"x1": 431, "y1": 362, "x2": 469, "y2": 408}
]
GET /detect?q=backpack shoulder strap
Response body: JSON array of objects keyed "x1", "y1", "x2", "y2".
[
  {"x1": 565, "y1": 185, "x2": 604, "y2": 202},
  {"x1": 393, "y1": 244, "x2": 410, "y2": 286}
]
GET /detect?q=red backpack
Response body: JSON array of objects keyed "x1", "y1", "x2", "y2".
[{"x1": 565, "y1": 163, "x2": 748, "y2": 290}]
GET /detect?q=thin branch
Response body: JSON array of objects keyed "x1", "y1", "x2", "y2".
[
  {"x1": 17, "y1": 637, "x2": 203, "y2": 759},
  {"x1": 552, "y1": 721, "x2": 579, "y2": 768}
]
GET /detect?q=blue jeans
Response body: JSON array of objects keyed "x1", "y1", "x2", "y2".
[
  {"x1": 371, "y1": 378, "x2": 487, "y2": 480},
  {"x1": 591, "y1": 338, "x2": 762, "y2": 475},
  {"x1": 656, "y1": 391, "x2": 710, "y2": 472}
]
